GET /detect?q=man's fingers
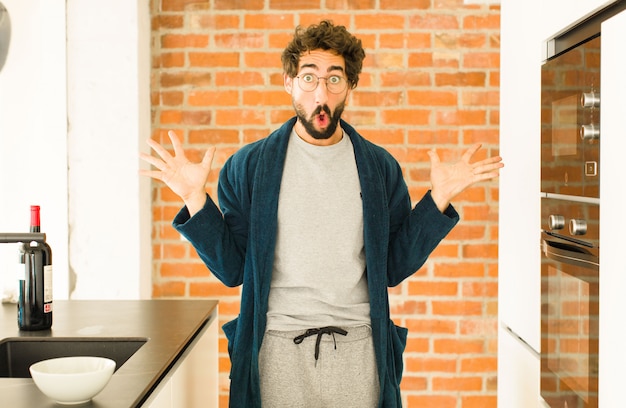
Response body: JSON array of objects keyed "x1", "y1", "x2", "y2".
[
  {"x1": 147, "y1": 137, "x2": 174, "y2": 162},
  {"x1": 201, "y1": 146, "x2": 216, "y2": 170},
  {"x1": 139, "y1": 152, "x2": 167, "y2": 171},
  {"x1": 462, "y1": 143, "x2": 482, "y2": 162},
  {"x1": 427, "y1": 148, "x2": 440, "y2": 166},
  {"x1": 169, "y1": 130, "x2": 186, "y2": 158},
  {"x1": 138, "y1": 169, "x2": 164, "y2": 182}
]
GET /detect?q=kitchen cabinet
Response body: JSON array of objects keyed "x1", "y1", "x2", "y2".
[
  {"x1": 499, "y1": 0, "x2": 623, "y2": 407},
  {"x1": 143, "y1": 311, "x2": 218, "y2": 408},
  {"x1": 599, "y1": 7, "x2": 626, "y2": 407},
  {"x1": 497, "y1": 326, "x2": 540, "y2": 408},
  {"x1": 499, "y1": 0, "x2": 543, "y2": 354}
]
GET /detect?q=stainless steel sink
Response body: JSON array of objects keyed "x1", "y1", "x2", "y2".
[{"x1": 0, "y1": 337, "x2": 147, "y2": 378}]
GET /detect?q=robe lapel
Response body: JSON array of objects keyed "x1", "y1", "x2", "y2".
[
  {"x1": 248, "y1": 118, "x2": 295, "y2": 330},
  {"x1": 342, "y1": 120, "x2": 390, "y2": 316}
]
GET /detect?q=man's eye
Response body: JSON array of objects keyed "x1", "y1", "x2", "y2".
[
  {"x1": 329, "y1": 76, "x2": 342, "y2": 84},
  {"x1": 302, "y1": 74, "x2": 315, "y2": 83}
]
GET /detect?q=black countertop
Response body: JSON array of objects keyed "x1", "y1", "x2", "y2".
[{"x1": 0, "y1": 299, "x2": 218, "y2": 407}]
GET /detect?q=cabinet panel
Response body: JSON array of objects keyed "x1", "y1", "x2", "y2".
[
  {"x1": 497, "y1": 326, "x2": 540, "y2": 408},
  {"x1": 144, "y1": 308, "x2": 218, "y2": 408},
  {"x1": 599, "y1": 8, "x2": 626, "y2": 408}
]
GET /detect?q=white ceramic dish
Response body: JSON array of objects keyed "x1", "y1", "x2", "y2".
[{"x1": 29, "y1": 356, "x2": 116, "y2": 405}]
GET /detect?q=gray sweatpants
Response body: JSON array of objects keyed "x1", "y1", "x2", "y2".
[{"x1": 258, "y1": 325, "x2": 380, "y2": 408}]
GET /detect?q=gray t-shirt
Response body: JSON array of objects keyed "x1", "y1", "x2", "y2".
[{"x1": 266, "y1": 129, "x2": 371, "y2": 331}]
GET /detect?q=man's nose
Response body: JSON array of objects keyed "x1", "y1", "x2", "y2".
[{"x1": 314, "y1": 78, "x2": 329, "y2": 104}]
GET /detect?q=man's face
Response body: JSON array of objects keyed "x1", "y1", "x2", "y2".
[{"x1": 284, "y1": 49, "x2": 351, "y2": 145}]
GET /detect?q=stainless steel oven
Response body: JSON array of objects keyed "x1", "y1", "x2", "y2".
[{"x1": 539, "y1": 3, "x2": 626, "y2": 406}]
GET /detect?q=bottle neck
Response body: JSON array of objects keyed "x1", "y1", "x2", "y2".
[{"x1": 30, "y1": 205, "x2": 41, "y2": 233}]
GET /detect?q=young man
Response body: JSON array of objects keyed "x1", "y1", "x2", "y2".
[{"x1": 141, "y1": 20, "x2": 503, "y2": 408}]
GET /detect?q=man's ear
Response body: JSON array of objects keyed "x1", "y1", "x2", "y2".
[{"x1": 284, "y1": 73, "x2": 293, "y2": 94}]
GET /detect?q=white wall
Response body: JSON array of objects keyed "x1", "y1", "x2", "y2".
[
  {"x1": 65, "y1": 0, "x2": 152, "y2": 299},
  {"x1": 0, "y1": 0, "x2": 68, "y2": 299},
  {"x1": 0, "y1": 0, "x2": 152, "y2": 301}
]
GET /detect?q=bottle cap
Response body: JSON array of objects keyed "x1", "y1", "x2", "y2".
[{"x1": 30, "y1": 205, "x2": 41, "y2": 230}]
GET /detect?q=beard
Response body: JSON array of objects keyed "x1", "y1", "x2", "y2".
[{"x1": 293, "y1": 101, "x2": 345, "y2": 140}]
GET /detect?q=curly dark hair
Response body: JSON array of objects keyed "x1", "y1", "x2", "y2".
[{"x1": 281, "y1": 20, "x2": 365, "y2": 90}]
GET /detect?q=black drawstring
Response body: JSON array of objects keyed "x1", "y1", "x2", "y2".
[{"x1": 293, "y1": 326, "x2": 348, "y2": 362}]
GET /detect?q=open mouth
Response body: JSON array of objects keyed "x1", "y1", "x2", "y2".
[{"x1": 315, "y1": 111, "x2": 329, "y2": 127}]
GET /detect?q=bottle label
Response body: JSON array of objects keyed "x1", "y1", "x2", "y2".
[{"x1": 44, "y1": 264, "x2": 53, "y2": 312}]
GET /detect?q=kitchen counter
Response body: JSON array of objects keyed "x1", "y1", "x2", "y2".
[{"x1": 0, "y1": 299, "x2": 218, "y2": 407}]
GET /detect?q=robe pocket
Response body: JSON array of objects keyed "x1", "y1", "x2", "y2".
[
  {"x1": 389, "y1": 321, "x2": 408, "y2": 384},
  {"x1": 222, "y1": 315, "x2": 239, "y2": 361}
]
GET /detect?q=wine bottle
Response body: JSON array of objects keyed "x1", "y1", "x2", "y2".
[{"x1": 18, "y1": 205, "x2": 53, "y2": 330}]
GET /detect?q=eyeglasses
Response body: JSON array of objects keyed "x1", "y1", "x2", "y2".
[{"x1": 296, "y1": 73, "x2": 348, "y2": 94}]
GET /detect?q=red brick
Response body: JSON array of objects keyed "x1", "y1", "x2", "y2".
[
  {"x1": 435, "y1": 72, "x2": 486, "y2": 87},
  {"x1": 408, "y1": 90, "x2": 458, "y2": 106},
  {"x1": 409, "y1": 13, "x2": 460, "y2": 30},
  {"x1": 243, "y1": 90, "x2": 290, "y2": 106},
  {"x1": 161, "y1": 0, "x2": 204, "y2": 12},
  {"x1": 214, "y1": 0, "x2": 263, "y2": 10},
  {"x1": 382, "y1": 109, "x2": 431, "y2": 125},
  {"x1": 462, "y1": 395, "x2": 498, "y2": 408},
  {"x1": 407, "y1": 280, "x2": 458, "y2": 296},
  {"x1": 433, "y1": 376, "x2": 483, "y2": 391},
  {"x1": 405, "y1": 319, "x2": 457, "y2": 334},
  {"x1": 214, "y1": 33, "x2": 265, "y2": 49},
  {"x1": 244, "y1": 14, "x2": 295, "y2": 29},
  {"x1": 380, "y1": 33, "x2": 431, "y2": 49},
  {"x1": 189, "y1": 52, "x2": 239, "y2": 68},
  {"x1": 152, "y1": 281, "x2": 186, "y2": 297},
  {"x1": 405, "y1": 356, "x2": 457, "y2": 373},
  {"x1": 355, "y1": 14, "x2": 405, "y2": 30},
  {"x1": 160, "y1": 52, "x2": 185, "y2": 68},
  {"x1": 189, "y1": 129, "x2": 240, "y2": 144},
  {"x1": 188, "y1": 90, "x2": 238, "y2": 106},
  {"x1": 189, "y1": 14, "x2": 240, "y2": 30},
  {"x1": 380, "y1": 0, "x2": 429, "y2": 9},
  {"x1": 215, "y1": 109, "x2": 266, "y2": 126},
  {"x1": 327, "y1": 0, "x2": 376, "y2": 10},
  {"x1": 161, "y1": 34, "x2": 209, "y2": 49},
  {"x1": 460, "y1": 356, "x2": 497, "y2": 372},
  {"x1": 152, "y1": 15, "x2": 184, "y2": 30},
  {"x1": 268, "y1": 0, "x2": 319, "y2": 9},
  {"x1": 160, "y1": 262, "x2": 211, "y2": 278},
  {"x1": 406, "y1": 395, "x2": 456, "y2": 408},
  {"x1": 432, "y1": 300, "x2": 483, "y2": 316},
  {"x1": 433, "y1": 338, "x2": 484, "y2": 354},
  {"x1": 215, "y1": 71, "x2": 264, "y2": 87},
  {"x1": 463, "y1": 14, "x2": 500, "y2": 30}
]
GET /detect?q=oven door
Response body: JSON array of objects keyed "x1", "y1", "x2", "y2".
[
  {"x1": 541, "y1": 35, "x2": 600, "y2": 199},
  {"x1": 541, "y1": 232, "x2": 599, "y2": 408}
]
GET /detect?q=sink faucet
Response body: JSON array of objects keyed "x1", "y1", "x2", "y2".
[{"x1": 0, "y1": 233, "x2": 46, "y2": 244}]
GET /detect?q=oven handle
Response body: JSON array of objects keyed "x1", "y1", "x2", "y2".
[{"x1": 542, "y1": 238, "x2": 599, "y2": 271}]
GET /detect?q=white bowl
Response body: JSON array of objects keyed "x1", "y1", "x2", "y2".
[{"x1": 29, "y1": 356, "x2": 116, "y2": 405}]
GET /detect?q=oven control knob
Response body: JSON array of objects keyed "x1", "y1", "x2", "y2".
[
  {"x1": 569, "y1": 219, "x2": 587, "y2": 236},
  {"x1": 581, "y1": 92, "x2": 600, "y2": 108},
  {"x1": 548, "y1": 215, "x2": 565, "y2": 230},
  {"x1": 580, "y1": 124, "x2": 600, "y2": 141}
]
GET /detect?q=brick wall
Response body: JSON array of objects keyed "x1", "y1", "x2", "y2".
[{"x1": 149, "y1": 1, "x2": 500, "y2": 407}]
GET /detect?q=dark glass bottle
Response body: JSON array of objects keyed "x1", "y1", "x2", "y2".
[{"x1": 18, "y1": 205, "x2": 53, "y2": 330}]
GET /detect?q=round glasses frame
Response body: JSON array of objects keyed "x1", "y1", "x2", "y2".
[{"x1": 295, "y1": 73, "x2": 348, "y2": 94}]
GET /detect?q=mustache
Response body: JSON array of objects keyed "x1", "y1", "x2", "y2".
[{"x1": 312, "y1": 105, "x2": 332, "y2": 117}]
